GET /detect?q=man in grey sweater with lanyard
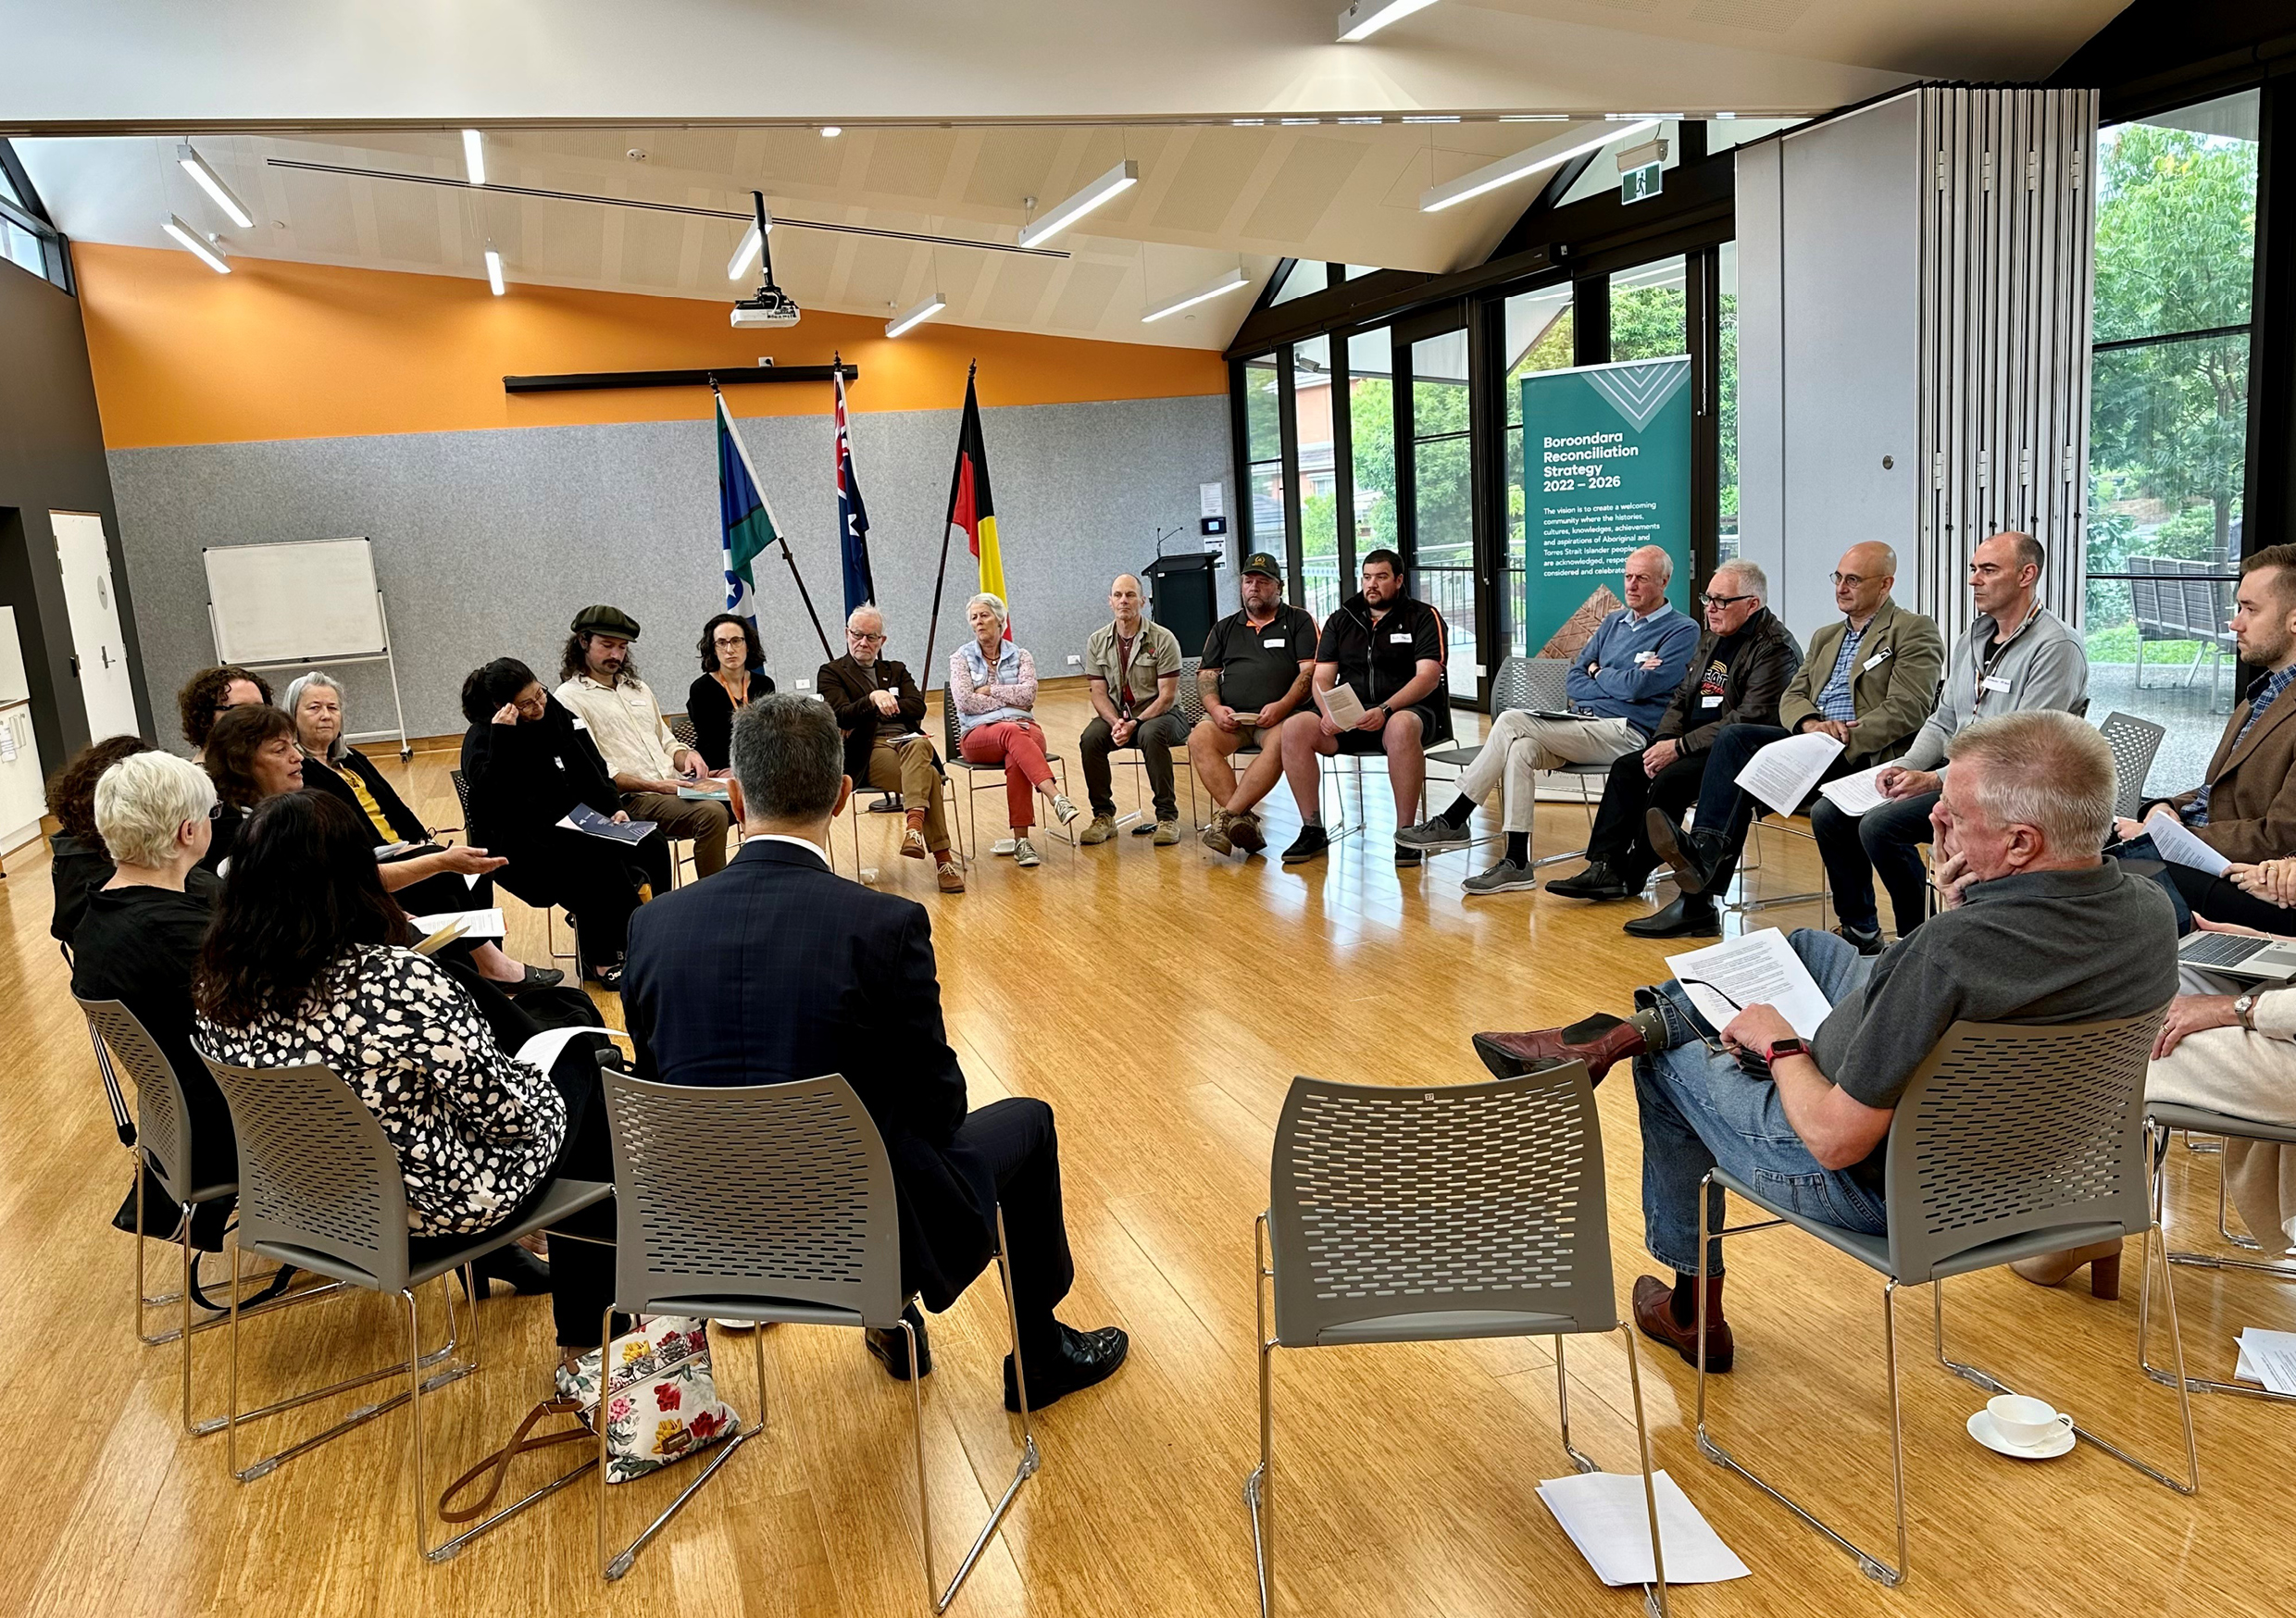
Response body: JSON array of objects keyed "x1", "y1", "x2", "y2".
[{"x1": 1810, "y1": 530, "x2": 2088, "y2": 949}]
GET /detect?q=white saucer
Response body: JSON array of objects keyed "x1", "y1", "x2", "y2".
[{"x1": 1967, "y1": 1410, "x2": 2075, "y2": 1460}]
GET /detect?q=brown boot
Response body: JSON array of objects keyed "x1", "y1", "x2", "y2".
[
  {"x1": 1471, "y1": 1012, "x2": 1650, "y2": 1086},
  {"x1": 1632, "y1": 1274, "x2": 1733, "y2": 1372},
  {"x1": 2009, "y1": 1238, "x2": 2122, "y2": 1300}
]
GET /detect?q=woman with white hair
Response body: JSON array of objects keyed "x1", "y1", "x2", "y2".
[
  {"x1": 948, "y1": 591, "x2": 1079, "y2": 867},
  {"x1": 69, "y1": 751, "x2": 237, "y2": 1187},
  {"x1": 285, "y1": 670, "x2": 560, "y2": 993}
]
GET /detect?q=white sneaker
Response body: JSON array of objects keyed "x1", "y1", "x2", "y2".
[
  {"x1": 1050, "y1": 792, "x2": 1081, "y2": 826},
  {"x1": 1013, "y1": 837, "x2": 1042, "y2": 867}
]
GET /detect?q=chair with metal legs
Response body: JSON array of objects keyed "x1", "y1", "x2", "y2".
[
  {"x1": 2140, "y1": 1102, "x2": 2296, "y2": 1403},
  {"x1": 75, "y1": 997, "x2": 345, "y2": 1426},
  {"x1": 939, "y1": 697, "x2": 1073, "y2": 866},
  {"x1": 1694, "y1": 1014, "x2": 2196, "y2": 1591},
  {"x1": 597, "y1": 1068, "x2": 1038, "y2": 1605},
  {"x1": 1247, "y1": 1066, "x2": 1669, "y2": 1617},
  {"x1": 201, "y1": 1052, "x2": 613, "y2": 1562}
]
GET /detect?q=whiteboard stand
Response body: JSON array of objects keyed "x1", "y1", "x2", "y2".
[{"x1": 206, "y1": 591, "x2": 413, "y2": 761}]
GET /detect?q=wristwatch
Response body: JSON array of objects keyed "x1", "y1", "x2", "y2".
[
  {"x1": 1377, "y1": 702, "x2": 1391, "y2": 718},
  {"x1": 1766, "y1": 1037, "x2": 1810, "y2": 1062},
  {"x1": 2235, "y1": 993, "x2": 2258, "y2": 1033}
]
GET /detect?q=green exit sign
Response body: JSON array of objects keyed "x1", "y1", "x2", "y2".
[{"x1": 1620, "y1": 161, "x2": 1663, "y2": 204}]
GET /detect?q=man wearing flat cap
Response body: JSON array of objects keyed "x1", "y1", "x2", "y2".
[
  {"x1": 556, "y1": 604, "x2": 733, "y2": 879},
  {"x1": 1190, "y1": 552, "x2": 1321, "y2": 855}
]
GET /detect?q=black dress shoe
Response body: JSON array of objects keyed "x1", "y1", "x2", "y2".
[
  {"x1": 1004, "y1": 1323, "x2": 1129, "y2": 1413},
  {"x1": 500, "y1": 962, "x2": 567, "y2": 994},
  {"x1": 866, "y1": 1302, "x2": 931, "y2": 1380},
  {"x1": 1545, "y1": 861, "x2": 1633, "y2": 901},
  {"x1": 468, "y1": 1243, "x2": 553, "y2": 1297},
  {"x1": 1646, "y1": 812, "x2": 1731, "y2": 896},
  {"x1": 1623, "y1": 896, "x2": 1721, "y2": 939}
]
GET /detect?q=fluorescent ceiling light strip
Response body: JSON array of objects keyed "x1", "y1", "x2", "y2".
[
  {"x1": 1402, "y1": 115, "x2": 1459, "y2": 124},
  {"x1": 1142, "y1": 267, "x2": 1249, "y2": 324},
  {"x1": 1336, "y1": 0, "x2": 1440, "y2": 44},
  {"x1": 176, "y1": 143, "x2": 253, "y2": 229},
  {"x1": 162, "y1": 215, "x2": 230, "y2": 273},
  {"x1": 1017, "y1": 159, "x2": 1138, "y2": 249},
  {"x1": 885, "y1": 292, "x2": 946, "y2": 338},
  {"x1": 485, "y1": 249, "x2": 505, "y2": 296},
  {"x1": 1419, "y1": 117, "x2": 1658, "y2": 212},
  {"x1": 462, "y1": 129, "x2": 486, "y2": 186}
]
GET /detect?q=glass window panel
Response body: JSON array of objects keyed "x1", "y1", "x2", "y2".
[
  {"x1": 1270, "y1": 260, "x2": 1326, "y2": 305},
  {"x1": 1342, "y1": 264, "x2": 1380, "y2": 280},
  {"x1": 1, "y1": 219, "x2": 43, "y2": 278},
  {"x1": 1294, "y1": 337, "x2": 1341, "y2": 621},
  {"x1": 1718, "y1": 241, "x2": 1740, "y2": 563},
  {"x1": 1503, "y1": 283, "x2": 1577, "y2": 656},
  {"x1": 1349, "y1": 329, "x2": 1397, "y2": 603},
  {"x1": 1242, "y1": 355, "x2": 1287, "y2": 559},
  {"x1": 1409, "y1": 333, "x2": 1476, "y2": 699},
  {"x1": 2095, "y1": 92, "x2": 2258, "y2": 343},
  {"x1": 1609, "y1": 255, "x2": 1687, "y2": 361}
]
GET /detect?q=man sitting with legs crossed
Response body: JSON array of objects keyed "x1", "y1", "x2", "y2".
[{"x1": 1469, "y1": 710, "x2": 2175, "y2": 1369}]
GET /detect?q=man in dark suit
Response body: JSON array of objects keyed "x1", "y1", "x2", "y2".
[
  {"x1": 817, "y1": 604, "x2": 962, "y2": 893},
  {"x1": 621, "y1": 692, "x2": 1127, "y2": 1410}
]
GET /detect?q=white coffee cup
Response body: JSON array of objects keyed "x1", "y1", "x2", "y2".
[{"x1": 1987, "y1": 1394, "x2": 2072, "y2": 1448}]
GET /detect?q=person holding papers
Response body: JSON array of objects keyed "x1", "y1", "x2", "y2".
[
  {"x1": 1544, "y1": 560, "x2": 1801, "y2": 927},
  {"x1": 1809, "y1": 531, "x2": 2085, "y2": 951},
  {"x1": 460, "y1": 658, "x2": 671, "y2": 991},
  {"x1": 819, "y1": 603, "x2": 963, "y2": 892},
  {"x1": 1192, "y1": 552, "x2": 1320, "y2": 856},
  {"x1": 1641, "y1": 543, "x2": 1945, "y2": 938},
  {"x1": 1396, "y1": 544, "x2": 1697, "y2": 893},
  {"x1": 556, "y1": 604, "x2": 734, "y2": 881},
  {"x1": 1078, "y1": 573, "x2": 1188, "y2": 848},
  {"x1": 1470, "y1": 712, "x2": 2176, "y2": 1369},
  {"x1": 2105, "y1": 543, "x2": 2296, "y2": 933},
  {"x1": 1276, "y1": 549, "x2": 1451, "y2": 866},
  {"x1": 685, "y1": 612, "x2": 776, "y2": 772}
]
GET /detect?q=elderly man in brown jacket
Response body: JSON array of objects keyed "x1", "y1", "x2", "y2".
[{"x1": 2115, "y1": 542, "x2": 2296, "y2": 929}]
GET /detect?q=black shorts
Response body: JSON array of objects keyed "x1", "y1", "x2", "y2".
[{"x1": 1333, "y1": 701, "x2": 1447, "y2": 754}]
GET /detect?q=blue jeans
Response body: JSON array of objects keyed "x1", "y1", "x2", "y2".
[{"x1": 1633, "y1": 928, "x2": 1889, "y2": 1276}]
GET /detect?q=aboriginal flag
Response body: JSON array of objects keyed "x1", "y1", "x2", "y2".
[{"x1": 947, "y1": 372, "x2": 1008, "y2": 638}]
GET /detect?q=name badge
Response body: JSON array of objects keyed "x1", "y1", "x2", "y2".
[
  {"x1": 1700, "y1": 695, "x2": 1724, "y2": 708},
  {"x1": 1981, "y1": 675, "x2": 2011, "y2": 693},
  {"x1": 570, "y1": 716, "x2": 590, "y2": 730},
  {"x1": 1390, "y1": 632, "x2": 1413, "y2": 644},
  {"x1": 1863, "y1": 649, "x2": 1890, "y2": 672},
  {"x1": 1263, "y1": 637, "x2": 1287, "y2": 648}
]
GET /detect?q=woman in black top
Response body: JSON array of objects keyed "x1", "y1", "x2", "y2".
[
  {"x1": 460, "y1": 658, "x2": 672, "y2": 989},
  {"x1": 683, "y1": 613, "x2": 775, "y2": 771},
  {"x1": 47, "y1": 734, "x2": 221, "y2": 944}
]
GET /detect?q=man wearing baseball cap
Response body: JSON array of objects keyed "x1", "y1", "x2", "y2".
[
  {"x1": 1190, "y1": 552, "x2": 1321, "y2": 855},
  {"x1": 555, "y1": 605, "x2": 733, "y2": 879}
]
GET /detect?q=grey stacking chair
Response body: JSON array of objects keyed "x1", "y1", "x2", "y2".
[
  {"x1": 939, "y1": 695, "x2": 1071, "y2": 865},
  {"x1": 203, "y1": 1052, "x2": 612, "y2": 1562},
  {"x1": 2140, "y1": 1102, "x2": 2296, "y2": 1403},
  {"x1": 74, "y1": 969, "x2": 197, "y2": 1342},
  {"x1": 75, "y1": 998, "x2": 346, "y2": 1431},
  {"x1": 668, "y1": 713, "x2": 697, "y2": 750},
  {"x1": 1481, "y1": 656, "x2": 1615, "y2": 869},
  {"x1": 1695, "y1": 1014, "x2": 2195, "y2": 1590},
  {"x1": 449, "y1": 768, "x2": 580, "y2": 965},
  {"x1": 1248, "y1": 1068, "x2": 1668, "y2": 1617},
  {"x1": 2096, "y1": 711, "x2": 2168, "y2": 821},
  {"x1": 598, "y1": 1069, "x2": 1037, "y2": 1606}
]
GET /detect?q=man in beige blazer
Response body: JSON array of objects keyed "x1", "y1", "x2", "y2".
[{"x1": 1641, "y1": 541, "x2": 1946, "y2": 936}]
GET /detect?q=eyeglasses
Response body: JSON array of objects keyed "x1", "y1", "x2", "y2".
[
  {"x1": 1829, "y1": 572, "x2": 1873, "y2": 588},
  {"x1": 847, "y1": 630, "x2": 885, "y2": 644},
  {"x1": 1701, "y1": 592, "x2": 1756, "y2": 609}
]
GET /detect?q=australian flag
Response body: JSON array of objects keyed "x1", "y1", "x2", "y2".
[{"x1": 834, "y1": 367, "x2": 877, "y2": 615}]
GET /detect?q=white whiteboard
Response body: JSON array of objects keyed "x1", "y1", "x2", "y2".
[{"x1": 205, "y1": 539, "x2": 389, "y2": 665}]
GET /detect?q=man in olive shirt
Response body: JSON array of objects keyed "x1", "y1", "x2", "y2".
[
  {"x1": 1469, "y1": 711, "x2": 2177, "y2": 1371},
  {"x1": 1079, "y1": 574, "x2": 1188, "y2": 846},
  {"x1": 1192, "y1": 552, "x2": 1319, "y2": 855}
]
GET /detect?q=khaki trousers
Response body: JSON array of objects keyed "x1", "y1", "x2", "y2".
[
  {"x1": 867, "y1": 736, "x2": 951, "y2": 853},
  {"x1": 624, "y1": 790, "x2": 732, "y2": 878}
]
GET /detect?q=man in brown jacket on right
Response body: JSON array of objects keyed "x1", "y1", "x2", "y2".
[{"x1": 2115, "y1": 541, "x2": 2296, "y2": 929}]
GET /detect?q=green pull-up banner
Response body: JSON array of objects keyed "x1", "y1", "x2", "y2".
[{"x1": 1518, "y1": 355, "x2": 1693, "y2": 660}]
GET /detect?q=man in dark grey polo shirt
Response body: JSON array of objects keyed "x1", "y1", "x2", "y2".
[
  {"x1": 1469, "y1": 709, "x2": 2177, "y2": 1371},
  {"x1": 1192, "y1": 552, "x2": 1320, "y2": 855}
]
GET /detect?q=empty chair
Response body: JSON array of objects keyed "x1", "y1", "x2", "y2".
[
  {"x1": 2140, "y1": 1102, "x2": 2296, "y2": 1403},
  {"x1": 1247, "y1": 1067, "x2": 1668, "y2": 1616},
  {"x1": 2096, "y1": 711, "x2": 2168, "y2": 821}
]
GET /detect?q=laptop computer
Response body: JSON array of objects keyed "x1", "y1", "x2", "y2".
[{"x1": 2176, "y1": 929, "x2": 2296, "y2": 981}]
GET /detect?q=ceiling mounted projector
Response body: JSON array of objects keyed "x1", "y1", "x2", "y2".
[{"x1": 730, "y1": 189, "x2": 800, "y2": 328}]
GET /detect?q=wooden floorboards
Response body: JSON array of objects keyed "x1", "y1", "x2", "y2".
[{"x1": 2, "y1": 683, "x2": 2290, "y2": 1616}]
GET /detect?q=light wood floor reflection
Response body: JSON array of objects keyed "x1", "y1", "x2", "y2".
[{"x1": 2, "y1": 682, "x2": 2288, "y2": 1618}]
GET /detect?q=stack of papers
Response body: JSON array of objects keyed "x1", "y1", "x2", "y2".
[
  {"x1": 2234, "y1": 1327, "x2": 2296, "y2": 1394},
  {"x1": 409, "y1": 908, "x2": 506, "y2": 952},
  {"x1": 1732, "y1": 731, "x2": 1844, "y2": 816},
  {"x1": 1316, "y1": 682, "x2": 1367, "y2": 729},
  {"x1": 1536, "y1": 1469, "x2": 1751, "y2": 1587},
  {"x1": 1817, "y1": 765, "x2": 1893, "y2": 817},
  {"x1": 2142, "y1": 807, "x2": 2230, "y2": 878},
  {"x1": 1664, "y1": 927, "x2": 1833, "y2": 1040}
]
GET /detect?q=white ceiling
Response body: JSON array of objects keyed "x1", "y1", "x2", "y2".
[{"x1": 8, "y1": 1, "x2": 2129, "y2": 347}]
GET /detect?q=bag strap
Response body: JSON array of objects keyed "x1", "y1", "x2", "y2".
[{"x1": 436, "y1": 1398, "x2": 592, "y2": 1523}]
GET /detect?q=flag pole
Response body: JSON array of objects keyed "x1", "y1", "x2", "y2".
[
  {"x1": 918, "y1": 357, "x2": 976, "y2": 694},
  {"x1": 721, "y1": 381, "x2": 836, "y2": 661}
]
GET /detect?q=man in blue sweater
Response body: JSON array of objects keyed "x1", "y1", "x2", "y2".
[{"x1": 1399, "y1": 545, "x2": 1698, "y2": 893}]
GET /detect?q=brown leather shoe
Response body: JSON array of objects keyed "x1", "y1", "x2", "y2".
[
  {"x1": 934, "y1": 858, "x2": 967, "y2": 894},
  {"x1": 1632, "y1": 1274, "x2": 1733, "y2": 1372},
  {"x1": 1471, "y1": 1012, "x2": 1646, "y2": 1086}
]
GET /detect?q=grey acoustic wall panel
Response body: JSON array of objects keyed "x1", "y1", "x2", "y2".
[{"x1": 108, "y1": 394, "x2": 1231, "y2": 750}]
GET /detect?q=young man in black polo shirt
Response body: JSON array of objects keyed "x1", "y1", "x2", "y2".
[
  {"x1": 1193, "y1": 552, "x2": 1321, "y2": 855},
  {"x1": 1277, "y1": 549, "x2": 1451, "y2": 866}
]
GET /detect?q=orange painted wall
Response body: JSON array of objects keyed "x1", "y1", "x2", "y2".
[{"x1": 71, "y1": 243, "x2": 1228, "y2": 450}]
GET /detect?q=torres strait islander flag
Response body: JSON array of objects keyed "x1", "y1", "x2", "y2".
[
  {"x1": 948, "y1": 371, "x2": 1009, "y2": 639},
  {"x1": 716, "y1": 389, "x2": 781, "y2": 622}
]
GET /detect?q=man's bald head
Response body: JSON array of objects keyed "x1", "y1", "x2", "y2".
[
  {"x1": 1832, "y1": 541, "x2": 1898, "y2": 622},
  {"x1": 1110, "y1": 574, "x2": 1144, "y2": 624}
]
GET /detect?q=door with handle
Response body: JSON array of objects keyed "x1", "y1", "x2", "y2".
[{"x1": 52, "y1": 512, "x2": 142, "y2": 740}]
